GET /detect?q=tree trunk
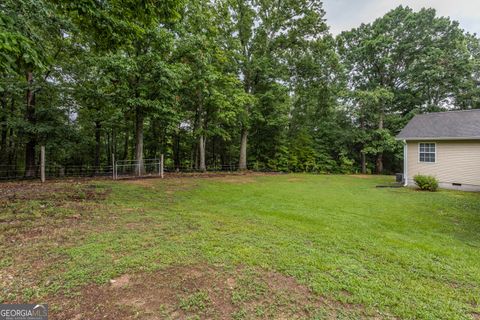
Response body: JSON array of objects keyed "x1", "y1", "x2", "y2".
[
  {"x1": 199, "y1": 135, "x2": 206, "y2": 172},
  {"x1": 220, "y1": 140, "x2": 226, "y2": 169},
  {"x1": 122, "y1": 113, "x2": 130, "y2": 160},
  {"x1": 360, "y1": 116, "x2": 366, "y2": 174},
  {"x1": 24, "y1": 142, "x2": 36, "y2": 177},
  {"x1": 211, "y1": 136, "x2": 216, "y2": 170},
  {"x1": 239, "y1": 128, "x2": 248, "y2": 170},
  {"x1": 190, "y1": 149, "x2": 194, "y2": 170},
  {"x1": 194, "y1": 143, "x2": 199, "y2": 170},
  {"x1": 112, "y1": 128, "x2": 116, "y2": 157},
  {"x1": 108, "y1": 128, "x2": 115, "y2": 167},
  {"x1": 94, "y1": 121, "x2": 101, "y2": 173},
  {"x1": 24, "y1": 71, "x2": 36, "y2": 178},
  {"x1": 376, "y1": 154, "x2": 383, "y2": 174},
  {"x1": 134, "y1": 107, "x2": 145, "y2": 175},
  {"x1": 123, "y1": 131, "x2": 129, "y2": 160},
  {"x1": 376, "y1": 112, "x2": 384, "y2": 174},
  {"x1": 7, "y1": 96, "x2": 15, "y2": 169},
  {"x1": 361, "y1": 152, "x2": 366, "y2": 174},
  {"x1": 174, "y1": 131, "x2": 180, "y2": 170}
]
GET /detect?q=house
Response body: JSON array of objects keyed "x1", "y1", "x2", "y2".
[{"x1": 396, "y1": 109, "x2": 480, "y2": 191}]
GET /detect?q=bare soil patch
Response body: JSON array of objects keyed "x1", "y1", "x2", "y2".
[
  {"x1": 50, "y1": 263, "x2": 373, "y2": 320},
  {"x1": 0, "y1": 180, "x2": 109, "y2": 209},
  {"x1": 0, "y1": 181, "x2": 114, "y2": 301},
  {"x1": 0, "y1": 181, "x2": 110, "y2": 236}
]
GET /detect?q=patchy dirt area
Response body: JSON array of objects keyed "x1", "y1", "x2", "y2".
[
  {"x1": 0, "y1": 180, "x2": 116, "y2": 303},
  {"x1": 0, "y1": 180, "x2": 109, "y2": 202},
  {"x1": 0, "y1": 180, "x2": 111, "y2": 245},
  {"x1": 50, "y1": 264, "x2": 371, "y2": 320}
]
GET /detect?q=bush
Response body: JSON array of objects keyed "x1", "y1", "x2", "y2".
[
  {"x1": 413, "y1": 175, "x2": 439, "y2": 191},
  {"x1": 338, "y1": 154, "x2": 355, "y2": 174}
]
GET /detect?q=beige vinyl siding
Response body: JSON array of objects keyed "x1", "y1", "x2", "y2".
[{"x1": 407, "y1": 140, "x2": 480, "y2": 186}]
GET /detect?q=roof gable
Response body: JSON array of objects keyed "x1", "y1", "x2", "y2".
[{"x1": 396, "y1": 110, "x2": 480, "y2": 140}]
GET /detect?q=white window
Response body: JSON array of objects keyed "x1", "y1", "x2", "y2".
[{"x1": 419, "y1": 143, "x2": 436, "y2": 163}]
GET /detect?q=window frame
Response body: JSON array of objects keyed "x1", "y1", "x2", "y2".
[{"x1": 418, "y1": 142, "x2": 436, "y2": 164}]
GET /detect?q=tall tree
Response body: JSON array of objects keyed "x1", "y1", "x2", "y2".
[
  {"x1": 56, "y1": 0, "x2": 183, "y2": 174},
  {"x1": 216, "y1": 0, "x2": 329, "y2": 170},
  {"x1": 1, "y1": 0, "x2": 68, "y2": 176},
  {"x1": 176, "y1": 0, "x2": 250, "y2": 172}
]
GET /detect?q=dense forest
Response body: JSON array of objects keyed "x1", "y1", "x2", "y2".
[{"x1": 1, "y1": 0, "x2": 479, "y2": 177}]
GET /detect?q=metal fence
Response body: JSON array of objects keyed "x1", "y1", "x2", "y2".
[
  {"x1": 0, "y1": 164, "x2": 114, "y2": 180},
  {"x1": 163, "y1": 164, "x2": 240, "y2": 173},
  {"x1": 0, "y1": 147, "x2": 277, "y2": 182},
  {"x1": 114, "y1": 157, "x2": 164, "y2": 180}
]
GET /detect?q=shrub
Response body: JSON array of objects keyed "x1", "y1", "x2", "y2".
[
  {"x1": 414, "y1": 175, "x2": 439, "y2": 191},
  {"x1": 338, "y1": 154, "x2": 355, "y2": 174}
]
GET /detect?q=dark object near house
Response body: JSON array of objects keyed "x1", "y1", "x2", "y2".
[
  {"x1": 376, "y1": 184, "x2": 403, "y2": 188},
  {"x1": 395, "y1": 173, "x2": 404, "y2": 183}
]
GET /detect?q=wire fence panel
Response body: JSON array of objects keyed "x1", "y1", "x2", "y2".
[
  {"x1": 0, "y1": 156, "x2": 280, "y2": 182},
  {"x1": 0, "y1": 165, "x2": 41, "y2": 180},
  {"x1": 164, "y1": 164, "x2": 240, "y2": 173},
  {"x1": 115, "y1": 159, "x2": 161, "y2": 179},
  {"x1": 0, "y1": 164, "x2": 114, "y2": 180}
]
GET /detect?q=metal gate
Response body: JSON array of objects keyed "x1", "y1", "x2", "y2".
[{"x1": 113, "y1": 155, "x2": 164, "y2": 180}]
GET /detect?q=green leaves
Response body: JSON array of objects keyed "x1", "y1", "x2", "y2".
[
  {"x1": 2, "y1": 0, "x2": 479, "y2": 174},
  {"x1": 0, "y1": 4, "x2": 48, "y2": 73},
  {"x1": 52, "y1": 0, "x2": 183, "y2": 49},
  {"x1": 362, "y1": 129, "x2": 399, "y2": 156}
]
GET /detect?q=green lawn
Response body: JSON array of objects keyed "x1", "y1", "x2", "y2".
[{"x1": 1, "y1": 174, "x2": 480, "y2": 319}]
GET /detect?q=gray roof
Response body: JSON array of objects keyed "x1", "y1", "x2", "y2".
[{"x1": 396, "y1": 109, "x2": 480, "y2": 140}]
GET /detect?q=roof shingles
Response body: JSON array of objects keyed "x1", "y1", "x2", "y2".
[{"x1": 396, "y1": 109, "x2": 480, "y2": 140}]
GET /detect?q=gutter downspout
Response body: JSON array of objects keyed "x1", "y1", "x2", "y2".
[{"x1": 403, "y1": 140, "x2": 408, "y2": 187}]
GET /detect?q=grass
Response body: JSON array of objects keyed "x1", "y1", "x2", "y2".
[
  {"x1": 180, "y1": 290, "x2": 211, "y2": 312},
  {"x1": 1, "y1": 174, "x2": 480, "y2": 319}
]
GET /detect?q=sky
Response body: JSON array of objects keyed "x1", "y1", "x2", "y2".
[{"x1": 323, "y1": 0, "x2": 480, "y2": 35}]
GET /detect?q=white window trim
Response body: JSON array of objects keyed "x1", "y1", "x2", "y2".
[{"x1": 418, "y1": 142, "x2": 436, "y2": 164}]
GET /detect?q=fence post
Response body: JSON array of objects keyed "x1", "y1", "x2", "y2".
[
  {"x1": 112, "y1": 153, "x2": 115, "y2": 180},
  {"x1": 160, "y1": 154, "x2": 164, "y2": 179},
  {"x1": 40, "y1": 146, "x2": 45, "y2": 183}
]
